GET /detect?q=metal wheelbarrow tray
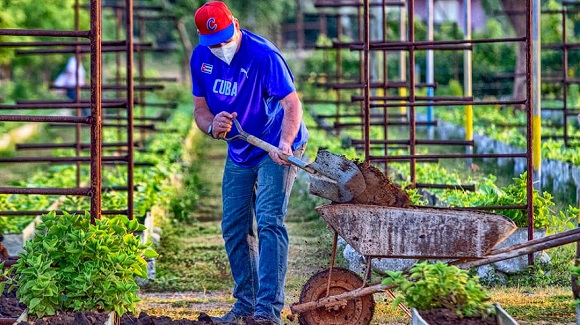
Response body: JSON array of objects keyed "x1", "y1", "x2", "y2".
[{"x1": 316, "y1": 204, "x2": 518, "y2": 259}]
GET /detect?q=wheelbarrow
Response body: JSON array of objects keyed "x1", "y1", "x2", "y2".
[{"x1": 290, "y1": 204, "x2": 580, "y2": 324}]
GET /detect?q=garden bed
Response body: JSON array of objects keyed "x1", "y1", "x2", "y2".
[
  {"x1": 0, "y1": 284, "x2": 24, "y2": 319},
  {"x1": 13, "y1": 310, "x2": 219, "y2": 325}
]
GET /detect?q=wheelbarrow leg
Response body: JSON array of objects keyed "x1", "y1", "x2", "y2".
[
  {"x1": 363, "y1": 255, "x2": 411, "y2": 318},
  {"x1": 324, "y1": 231, "x2": 340, "y2": 298}
]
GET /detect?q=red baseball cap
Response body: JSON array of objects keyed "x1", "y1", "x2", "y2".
[{"x1": 195, "y1": 2, "x2": 235, "y2": 47}]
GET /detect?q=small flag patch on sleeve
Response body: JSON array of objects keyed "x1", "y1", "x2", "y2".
[{"x1": 201, "y1": 63, "x2": 213, "y2": 74}]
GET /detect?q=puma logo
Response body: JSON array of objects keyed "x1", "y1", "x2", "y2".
[{"x1": 240, "y1": 68, "x2": 249, "y2": 78}]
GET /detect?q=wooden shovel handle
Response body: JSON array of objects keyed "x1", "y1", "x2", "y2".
[
  {"x1": 246, "y1": 134, "x2": 287, "y2": 159},
  {"x1": 245, "y1": 135, "x2": 312, "y2": 171}
]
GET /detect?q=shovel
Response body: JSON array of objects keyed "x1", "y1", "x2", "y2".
[{"x1": 219, "y1": 118, "x2": 366, "y2": 202}]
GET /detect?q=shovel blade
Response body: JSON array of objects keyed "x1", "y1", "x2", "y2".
[{"x1": 306, "y1": 150, "x2": 366, "y2": 202}]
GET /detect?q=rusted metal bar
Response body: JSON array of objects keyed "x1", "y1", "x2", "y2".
[
  {"x1": 126, "y1": 0, "x2": 135, "y2": 220},
  {"x1": 47, "y1": 84, "x2": 162, "y2": 91},
  {"x1": 14, "y1": 99, "x2": 175, "y2": 109},
  {"x1": 102, "y1": 186, "x2": 131, "y2": 191},
  {"x1": 15, "y1": 44, "x2": 155, "y2": 55},
  {"x1": 352, "y1": 95, "x2": 473, "y2": 102},
  {"x1": 415, "y1": 183, "x2": 476, "y2": 191},
  {"x1": 0, "y1": 156, "x2": 128, "y2": 163},
  {"x1": 369, "y1": 153, "x2": 527, "y2": 160},
  {"x1": 543, "y1": 107, "x2": 580, "y2": 113},
  {"x1": 290, "y1": 283, "x2": 395, "y2": 314},
  {"x1": 320, "y1": 81, "x2": 435, "y2": 90},
  {"x1": 0, "y1": 115, "x2": 89, "y2": 123},
  {"x1": 105, "y1": 161, "x2": 155, "y2": 167},
  {"x1": 316, "y1": 113, "x2": 405, "y2": 119},
  {"x1": 136, "y1": 14, "x2": 177, "y2": 20},
  {"x1": 368, "y1": 36, "x2": 527, "y2": 50},
  {"x1": 525, "y1": 0, "x2": 535, "y2": 265},
  {"x1": 350, "y1": 139, "x2": 474, "y2": 146},
  {"x1": 458, "y1": 230, "x2": 580, "y2": 269},
  {"x1": 95, "y1": 4, "x2": 162, "y2": 10},
  {"x1": 103, "y1": 115, "x2": 167, "y2": 122},
  {"x1": 134, "y1": 102, "x2": 178, "y2": 108},
  {"x1": 543, "y1": 77, "x2": 580, "y2": 83},
  {"x1": 0, "y1": 102, "x2": 125, "y2": 109},
  {"x1": 0, "y1": 40, "x2": 125, "y2": 47},
  {"x1": 369, "y1": 99, "x2": 526, "y2": 108},
  {"x1": 314, "y1": 0, "x2": 404, "y2": 8},
  {"x1": 16, "y1": 99, "x2": 125, "y2": 104},
  {"x1": 101, "y1": 84, "x2": 163, "y2": 91},
  {"x1": 444, "y1": 205, "x2": 527, "y2": 211},
  {"x1": 407, "y1": 0, "x2": 417, "y2": 186},
  {"x1": 0, "y1": 209, "x2": 128, "y2": 216},
  {"x1": 0, "y1": 29, "x2": 90, "y2": 37},
  {"x1": 495, "y1": 228, "x2": 580, "y2": 257},
  {"x1": 0, "y1": 187, "x2": 90, "y2": 195},
  {"x1": 354, "y1": 44, "x2": 472, "y2": 51},
  {"x1": 132, "y1": 77, "x2": 178, "y2": 82},
  {"x1": 17, "y1": 142, "x2": 140, "y2": 150},
  {"x1": 543, "y1": 43, "x2": 580, "y2": 50},
  {"x1": 334, "y1": 121, "x2": 436, "y2": 127},
  {"x1": 50, "y1": 122, "x2": 154, "y2": 129},
  {"x1": 362, "y1": 0, "x2": 370, "y2": 160}
]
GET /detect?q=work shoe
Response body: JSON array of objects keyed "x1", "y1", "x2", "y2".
[
  {"x1": 244, "y1": 316, "x2": 278, "y2": 325},
  {"x1": 208, "y1": 310, "x2": 248, "y2": 324}
]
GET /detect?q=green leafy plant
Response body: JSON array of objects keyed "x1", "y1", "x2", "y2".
[
  {"x1": 0, "y1": 261, "x2": 5, "y2": 295},
  {"x1": 7, "y1": 211, "x2": 157, "y2": 318},
  {"x1": 440, "y1": 172, "x2": 554, "y2": 229},
  {"x1": 382, "y1": 261, "x2": 495, "y2": 319}
]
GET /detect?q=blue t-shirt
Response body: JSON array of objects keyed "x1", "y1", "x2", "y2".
[{"x1": 191, "y1": 29, "x2": 309, "y2": 168}]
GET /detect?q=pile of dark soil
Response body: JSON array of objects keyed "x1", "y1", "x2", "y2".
[
  {"x1": 419, "y1": 308, "x2": 498, "y2": 325},
  {"x1": 121, "y1": 312, "x2": 215, "y2": 324},
  {"x1": 347, "y1": 161, "x2": 410, "y2": 207},
  {"x1": 15, "y1": 311, "x2": 111, "y2": 325},
  {"x1": 13, "y1": 311, "x2": 221, "y2": 325},
  {"x1": 0, "y1": 281, "x2": 25, "y2": 318}
]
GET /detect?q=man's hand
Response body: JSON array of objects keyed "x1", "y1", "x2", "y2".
[
  {"x1": 269, "y1": 142, "x2": 292, "y2": 166},
  {"x1": 212, "y1": 111, "x2": 237, "y2": 138}
]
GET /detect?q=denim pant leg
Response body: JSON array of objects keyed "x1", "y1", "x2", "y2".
[
  {"x1": 254, "y1": 145, "x2": 305, "y2": 322},
  {"x1": 222, "y1": 157, "x2": 259, "y2": 315}
]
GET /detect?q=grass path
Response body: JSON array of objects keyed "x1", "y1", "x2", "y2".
[{"x1": 136, "y1": 130, "x2": 577, "y2": 324}]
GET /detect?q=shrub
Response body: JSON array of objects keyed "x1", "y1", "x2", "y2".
[
  {"x1": 7, "y1": 211, "x2": 157, "y2": 318},
  {"x1": 382, "y1": 261, "x2": 495, "y2": 319}
]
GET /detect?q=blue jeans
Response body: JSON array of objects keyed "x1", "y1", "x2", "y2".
[{"x1": 221, "y1": 145, "x2": 305, "y2": 323}]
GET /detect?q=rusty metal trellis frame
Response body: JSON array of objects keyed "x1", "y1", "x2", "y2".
[
  {"x1": 0, "y1": 0, "x2": 103, "y2": 222},
  {"x1": 302, "y1": 0, "x2": 538, "y2": 264},
  {"x1": 0, "y1": 0, "x2": 180, "y2": 229}
]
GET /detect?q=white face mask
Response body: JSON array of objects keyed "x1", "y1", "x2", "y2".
[{"x1": 210, "y1": 41, "x2": 238, "y2": 65}]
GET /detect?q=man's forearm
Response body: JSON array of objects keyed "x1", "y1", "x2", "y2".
[
  {"x1": 279, "y1": 91, "x2": 303, "y2": 148},
  {"x1": 193, "y1": 96, "x2": 214, "y2": 133},
  {"x1": 194, "y1": 107, "x2": 214, "y2": 133}
]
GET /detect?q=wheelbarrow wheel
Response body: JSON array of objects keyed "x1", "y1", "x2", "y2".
[{"x1": 298, "y1": 267, "x2": 375, "y2": 325}]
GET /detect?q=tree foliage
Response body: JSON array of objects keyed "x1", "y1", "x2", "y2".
[{"x1": 0, "y1": 0, "x2": 89, "y2": 99}]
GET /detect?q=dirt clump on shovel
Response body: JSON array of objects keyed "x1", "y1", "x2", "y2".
[{"x1": 346, "y1": 161, "x2": 410, "y2": 208}]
